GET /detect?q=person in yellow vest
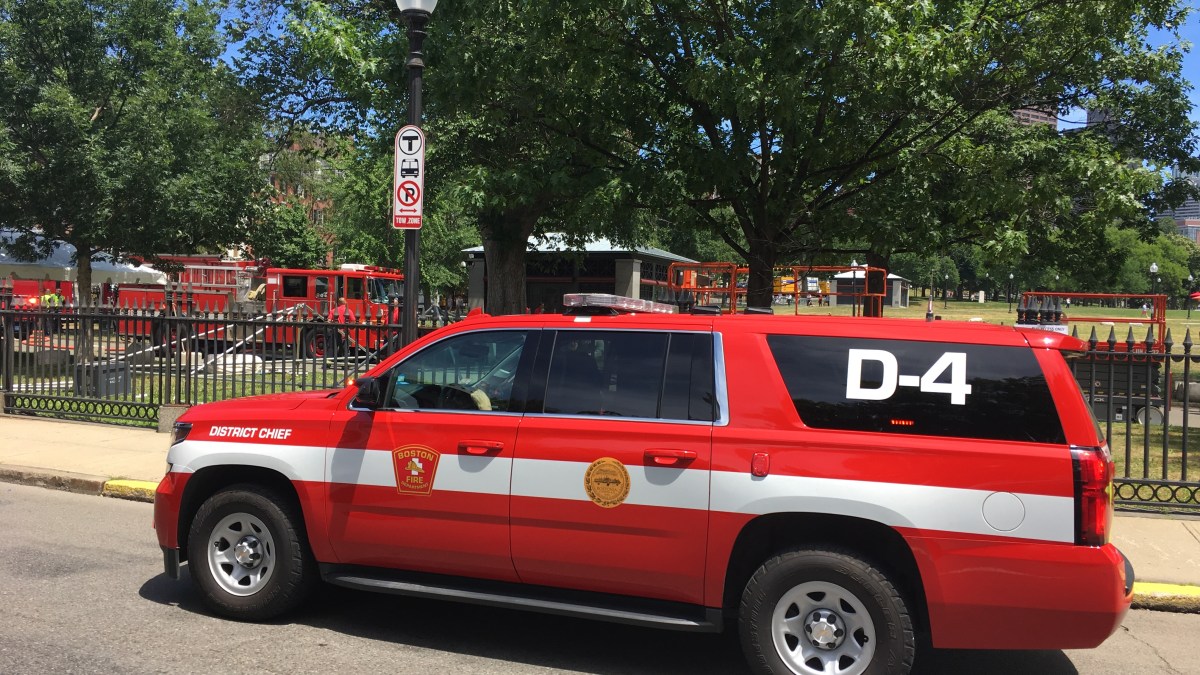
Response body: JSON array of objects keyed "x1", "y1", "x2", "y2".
[
  {"x1": 36, "y1": 286, "x2": 52, "y2": 334},
  {"x1": 41, "y1": 285, "x2": 63, "y2": 333}
]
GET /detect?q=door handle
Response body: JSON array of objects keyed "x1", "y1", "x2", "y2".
[
  {"x1": 459, "y1": 440, "x2": 504, "y2": 455},
  {"x1": 644, "y1": 448, "x2": 698, "y2": 465}
]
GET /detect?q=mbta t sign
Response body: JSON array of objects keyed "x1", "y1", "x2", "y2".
[{"x1": 393, "y1": 125, "x2": 425, "y2": 229}]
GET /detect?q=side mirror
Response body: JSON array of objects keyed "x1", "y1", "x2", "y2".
[{"x1": 352, "y1": 376, "x2": 384, "y2": 410}]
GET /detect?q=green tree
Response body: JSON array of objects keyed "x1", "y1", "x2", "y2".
[
  {"x1": 548, "y1": 0, "x2": 1197, "y2": 309},
  {"x1": 231, "y1": 1, "x2": 658, "y2": 314},
  {"x1": 244, "y1": 198, "x2": 329, "y2": 269},
  {"x1": 0, "y1": 0, "x2": 264, "y2": 296}
]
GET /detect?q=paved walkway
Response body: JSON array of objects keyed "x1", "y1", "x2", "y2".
[{"x1": 0, "y1": 413, "x2": 1197, "y2": 611}]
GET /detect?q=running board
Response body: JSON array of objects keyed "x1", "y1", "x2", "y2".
[{"x1": 320, "y1": 565, "x2": 723, "y2": 633}]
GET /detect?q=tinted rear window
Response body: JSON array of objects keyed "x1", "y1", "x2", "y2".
[{"x1": 766, "y1": 336, "x2": 1064, "y2": 443}]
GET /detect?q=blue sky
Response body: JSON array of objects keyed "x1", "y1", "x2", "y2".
[{"x1": 1154, "y1": 13, "x2": 1200, "y2": 125}]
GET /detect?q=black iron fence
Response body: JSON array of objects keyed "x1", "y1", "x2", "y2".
[
  {"x1": 0, "y1": 301, "x2": 457, "y2": 427},
  {"x1": 1069, "y1": 326, "x2": 1200, "y2": 514},
  {"x1": 3, "y1": 303, "x2": 1199, "y2": 513}
]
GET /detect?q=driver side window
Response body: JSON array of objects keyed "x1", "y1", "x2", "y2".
[{"x1": 385, "y1": 330, "x2": 529, "y2": 413}]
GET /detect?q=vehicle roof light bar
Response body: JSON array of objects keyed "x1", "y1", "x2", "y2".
[{"x1": 562, "y1": 293, "x2": 679, "y2": 314}]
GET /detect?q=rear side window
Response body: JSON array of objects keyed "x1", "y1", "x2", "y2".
[
  {"x1": 766, "y1": 336, "x2": 1064, "y2": 443},
  {"x1": 541, "y1": 330, "x2": 714, "y2": 421}
]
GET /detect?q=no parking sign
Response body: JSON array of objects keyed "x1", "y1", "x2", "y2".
[{"x1": 393, "y1": 126, "x2": 424, "y2": 229}]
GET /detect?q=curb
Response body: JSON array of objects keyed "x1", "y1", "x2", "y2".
[
  {"x1": 1131, "y1": 582, "x2": 1200, "y2": 614},
  {"x1": 101, "y1": 479, "x2": 158, "y2": 503},
  {"x1": 0, "y1": 465, "x2": 105, "y2": 495},
  {"x1": 0, "y1": 466, "x2": 156, "y2": 503}
]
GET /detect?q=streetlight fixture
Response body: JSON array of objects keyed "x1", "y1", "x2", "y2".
[
  {"x1": 1008, "y1": 272, "x2": 1014, "y2": 313},
  {"x1": 944, "y1": 273, "x2": 949, "y2": 309},
  {"x1": 1150, "y1": 262, "x2": 1159, "y2": 298},
  {"x1": 398, "y1": 0, "x2": 438, "y2": 346}
]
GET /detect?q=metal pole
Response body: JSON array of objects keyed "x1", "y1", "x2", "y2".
[{"x1": 401, "y1": 11, "x2": 428, "y2": 346}]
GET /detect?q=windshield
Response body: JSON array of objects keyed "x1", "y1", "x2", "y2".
[{"x1": 368, "y1": 276, "x2": 404, "y2": 304}]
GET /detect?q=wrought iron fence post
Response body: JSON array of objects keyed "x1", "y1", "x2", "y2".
[{"x1": 1, "y1": 307, "x2": 13, "y2": 413}]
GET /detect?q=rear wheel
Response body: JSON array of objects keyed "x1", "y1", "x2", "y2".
[
  {"x1": 1134, "y1": 405, "x2": 1164, "y2": 425},
  {"x1": 301, "y1": 328, "x2": 329, "y2": 359},
  {"x1": 739, "y1": 547, "x2": 914, "y2": 675},
  {"x1": 187, "y1": 485, "x2": 316, "y2": 621}
]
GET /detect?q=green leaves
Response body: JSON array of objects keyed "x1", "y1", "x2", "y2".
[{"x1": 0, "y1": 0, "x2": 264, "y2": 288}]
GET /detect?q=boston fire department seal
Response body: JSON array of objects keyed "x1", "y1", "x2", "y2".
[
  {"x1": 392, "y1": 445, "x2": 440, "y2": 496},
  {"x1": 584, "y1": 457, "x2": 630, "y2": 508}
]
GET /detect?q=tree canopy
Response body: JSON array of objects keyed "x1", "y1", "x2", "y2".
[{"x1": 0, "y1": 0, "x2": 265, "y2": 294}]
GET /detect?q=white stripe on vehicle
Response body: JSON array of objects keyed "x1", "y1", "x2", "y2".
[
  {"x1": 711, "y1": 471, "x2": 1075, "y2": 543},
  {"x1": 510, "y1": 458, "x2": 710, "y2": 510},
  {"x1": 328, "y1": 447, "x2": 512, "y2": 496},
  {"x1": 169, "y1": 440, "x2": 1074, "y2": 543}
]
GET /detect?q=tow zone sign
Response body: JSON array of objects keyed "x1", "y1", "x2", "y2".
[{"x1": 393, "y1": 125, "x2": 424, "y2": 229}]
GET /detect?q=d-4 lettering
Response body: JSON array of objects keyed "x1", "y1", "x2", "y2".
[{"x1": 846, "y1": 349, "x2": 972, "y2": 405}]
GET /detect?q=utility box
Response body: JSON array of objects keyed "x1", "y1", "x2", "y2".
[{"x1": 74, "y1": 362, "x2": 131, "y2": 398}]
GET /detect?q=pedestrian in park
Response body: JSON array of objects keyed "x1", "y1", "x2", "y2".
[
  {"x1": 327, "y1": 297, "x2": 356, "y2": 324},
  {"x1": 325, "y1": 297, "x2": 356, "y2": 357}
]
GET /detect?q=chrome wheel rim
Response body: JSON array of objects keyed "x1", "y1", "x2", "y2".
[
  {"x1": 207, "y1": 512, "x2": 276, "y2": 597},
  {"x1": 772, "y1": 581, "x2": 876, "y2": 675}
]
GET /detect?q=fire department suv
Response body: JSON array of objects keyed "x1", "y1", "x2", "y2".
[{"x1": 154, "y1": 294, "x2": 1132, "y2": 675}]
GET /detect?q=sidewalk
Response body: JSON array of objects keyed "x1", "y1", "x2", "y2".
[{"x1": 0, "y1": 414, "x2": 1197, "y2": 612}]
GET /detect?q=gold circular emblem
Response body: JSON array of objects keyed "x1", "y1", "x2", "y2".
[{"x1": 584, "y1": 457, "x2": 630, "y2": 508}]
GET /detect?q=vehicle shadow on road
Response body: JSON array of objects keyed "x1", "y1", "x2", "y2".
[{"x1": 139, "y1": 573, "x2": 1080, "y2": 675}]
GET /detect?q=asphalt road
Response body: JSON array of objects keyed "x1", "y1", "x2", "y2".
[{"x1": 1, "y1": 481, "x2": 1197, "y2": 675}]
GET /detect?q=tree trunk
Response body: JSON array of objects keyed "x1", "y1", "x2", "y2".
[
  {"x1": 73, "y1": 247, "x2": 95, "y2": 362},
  {"x1": 480, "y1": 208, "x2": 538, "y2": 315},
  {"x1": 745, "y1": 238, "x2": 777, "y2": 310}
]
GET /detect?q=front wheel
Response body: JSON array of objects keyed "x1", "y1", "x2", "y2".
[
  {"x1": 739, "y1": 547, "x2": 914, "y2": 675},
  {"x1": 187, "y1": 485, "x2": 317, "y2": 621}
]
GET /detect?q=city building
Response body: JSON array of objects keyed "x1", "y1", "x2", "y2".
[{"x1": 1014, "y1": 107, "x2": 1057, "y2": 126}]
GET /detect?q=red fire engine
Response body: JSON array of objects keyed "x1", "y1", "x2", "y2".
[{"x1": 115, "y1": 258, "x2": 405, "y2": 357}]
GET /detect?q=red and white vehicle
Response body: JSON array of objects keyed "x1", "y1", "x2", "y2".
[
  {"x1": 117, "y1": 259, "x2": 405, "y2": 356},
  {"x1": 154, "y1": 294, "x2": 1131, "y2": 674},
  {"x1": 0, "y1": 278, "x2": 76, "y2": 308}
]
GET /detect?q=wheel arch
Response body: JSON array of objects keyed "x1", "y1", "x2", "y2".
[
  {"x1": 722, "y1": 512, "x2": 929, "y2": 640},
  {"x1": 176, "y1": 465, "x2": 302, "y2": 563}
]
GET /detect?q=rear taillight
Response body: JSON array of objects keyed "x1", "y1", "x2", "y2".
[{"x1": 1072, "y1": 445, "x2": 1114, "y2": 546}]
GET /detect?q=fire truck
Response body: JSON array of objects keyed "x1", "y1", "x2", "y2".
[
  {"x1": 115, "y1": 258, "x2": 405, "y2": 357},
  {"x1": 0, "y1": 278, "x2": 76, "y2": 337}
]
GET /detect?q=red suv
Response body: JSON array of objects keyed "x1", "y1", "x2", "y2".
[{"x1": 154, "y1": 294, "x2": 1132, "y2": 675}]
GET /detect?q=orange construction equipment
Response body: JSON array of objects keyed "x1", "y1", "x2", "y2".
[{"x1": 666, "y1": 262, "x2": 887, "y2": 314}]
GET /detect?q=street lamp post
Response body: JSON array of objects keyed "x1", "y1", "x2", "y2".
[
  {"x1": 398, "y1": 0, "x2": 437, "y2": 346},
  {"x1": 1190, "y1": 274, "x2": 1195, "y2": 320},
  {"x1": 1150, "y1": 262, "x2": 1159, "y2": 298},
  {"x1": 944, "y1": 273, "x2": 949, "y2": 309},
  {"x1": 926, "y1": 270, "x2": 934, "y2": 321},
  {"x1": 1007, "y1": 273, "x2": 1014, "y2": 313}
]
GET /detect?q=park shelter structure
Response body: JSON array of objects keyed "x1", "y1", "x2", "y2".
[
  {"x1": 463, "y1": 235, "x2": 696, "y2": 313},
  {"x1": 832, "y1": 270, "x2": 911, "y2": 308}
]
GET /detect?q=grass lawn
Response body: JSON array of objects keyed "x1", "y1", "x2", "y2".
[{"x1": 772, "y1": 294, "x2": 1200, "y2": 340}]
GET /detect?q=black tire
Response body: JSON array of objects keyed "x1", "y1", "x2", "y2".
[
  {"x1": 186, "y1": 484, "x2": 317, "y2": 621},
  {"x1": 739, "y1": 547, "x2": 914, "y2": 675},
  {"x1": 300, "y1": 328, "x2": 327, "y2": 359}
]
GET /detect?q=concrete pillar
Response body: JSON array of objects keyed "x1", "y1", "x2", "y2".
[{"x1": 615, "y1": 259, "x2": 642, "y2": 299}]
